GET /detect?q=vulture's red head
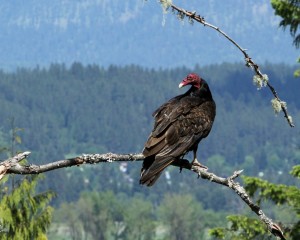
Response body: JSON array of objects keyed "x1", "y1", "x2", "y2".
[{"x1": 179, "y1": 73, "x2": 201, "y2": 89}]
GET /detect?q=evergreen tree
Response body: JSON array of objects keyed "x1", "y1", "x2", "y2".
[
  {"x1": 271, "y1": 0, "x2": 300, "y2": 48},
  {"x1": 209, "y1": 165, "x2": 300, "y2": 239},
  {"x1": 271, "y1": 0, "x2": 300, "y2": 76},
  {"x1": 0, "y1": 176, "x2": 55, "y2": 240}
]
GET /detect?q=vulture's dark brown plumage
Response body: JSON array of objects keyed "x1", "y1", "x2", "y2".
[{"x1": 140, "y1": 73, "x2": 216, "y2": 186}]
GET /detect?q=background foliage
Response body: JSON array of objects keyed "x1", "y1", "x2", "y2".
[
  {"x1": 0, "y1": 62, "x2": 299, "y2": 239},
  {"x1": 0, "y1": 176, "x2": 55, "y2": 240}
]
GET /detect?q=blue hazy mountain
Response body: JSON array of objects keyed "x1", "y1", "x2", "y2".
[{"x1": 0, "y1": 0, "x2": 298, "y2": 70}]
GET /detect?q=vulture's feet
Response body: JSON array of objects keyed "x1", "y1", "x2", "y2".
[{"x1": 191, "y1": 159, "x2": 208, "y2": 170}]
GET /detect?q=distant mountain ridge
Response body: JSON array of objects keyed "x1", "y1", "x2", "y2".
[{"x1": 0, "y1": 0, "x2": 298, "y2": 70}]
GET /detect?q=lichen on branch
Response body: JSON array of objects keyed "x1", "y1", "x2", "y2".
[{"x1": 157, "y1": 1, "x2": 294, "y2": 127}]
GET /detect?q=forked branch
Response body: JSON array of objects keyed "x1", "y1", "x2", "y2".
[
  {"x1": 162, "y1": 1, "x2": 294, "y2": 127},
  {"x1": 2, "y1": 151, "x2": 285, "y2": 239}
]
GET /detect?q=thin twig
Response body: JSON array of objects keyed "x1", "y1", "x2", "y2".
[
  {"x1": 168, "y1": 2, "x2": 294, "y2": 127},
  {"x1": 4, "y1": 151, "x2": 286, "y2": 239}
]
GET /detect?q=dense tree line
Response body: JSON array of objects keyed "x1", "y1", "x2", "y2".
[
  {"x1": 0, "y1": 62, "x2": 299, "y2": 239},
  {"x1": 0, "y1": 62, "x2": 299, "y2": 195},
  {"x1": 49, "y1": 191, "x2": 227, "y2": 240}
]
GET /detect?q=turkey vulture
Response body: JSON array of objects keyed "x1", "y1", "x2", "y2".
[{"x1": 140, "y1": 73, "x2": 216, "y2": 186}]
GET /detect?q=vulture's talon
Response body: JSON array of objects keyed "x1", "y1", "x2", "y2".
[{"x1": 192, "y1": 159, "x2": 208, "y2": 170}]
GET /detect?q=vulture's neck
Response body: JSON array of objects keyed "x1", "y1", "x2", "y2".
[{"x1": 188, "y1": 86, "x2": 213, "y2": 100}]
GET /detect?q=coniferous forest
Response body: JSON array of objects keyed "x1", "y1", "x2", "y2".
[{"x1": 0, "y1": 62, "x2": 299, "y2": 239}]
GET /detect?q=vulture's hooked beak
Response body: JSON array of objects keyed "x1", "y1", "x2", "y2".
[{"x1": 179, "y1": 79, "x2": 187, "y2": 88}]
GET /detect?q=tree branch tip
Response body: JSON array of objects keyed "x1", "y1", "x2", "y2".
[
  {"x1": 23, "y1": 151, "x2": 31, "y2": 157},
  {"x1": 285, "y1": 115, "x2": 295, "y2": 127},
  {"x1": 227, "y1": 169, "x2": 243, "y2": 182},
  {"x1": 270, "y1": 223, "x2": 286, "y2": 240}
]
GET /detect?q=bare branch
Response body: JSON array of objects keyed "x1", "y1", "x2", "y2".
[
  {"x1": 172, "y1": 158, "x2": 286, "y2": 240},
  {"x1": 167, "y1": 2, "x2": 294, "y2": 128},
  {"x1": 0, "y1": 151, "x2": 31, "y2": 180},
  {"x1": 7, "y1": 152, "x2": 144, "y2": 174},
  {"x1": 4, "y1": 151, "x2": 286, "y2": 239}
]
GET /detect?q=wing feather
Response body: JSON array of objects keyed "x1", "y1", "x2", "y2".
[{"x1": 141, "y1": 90, "x2": 216, "y2": 186}]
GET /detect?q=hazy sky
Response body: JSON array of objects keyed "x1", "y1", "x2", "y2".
[{"x1": 0, "y1": 0, "x2": 298, "y2": 69}]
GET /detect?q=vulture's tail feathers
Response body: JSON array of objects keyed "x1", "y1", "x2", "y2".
[{"x1": 140, "y1": 156, "x2": 174, "y2": 187}]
